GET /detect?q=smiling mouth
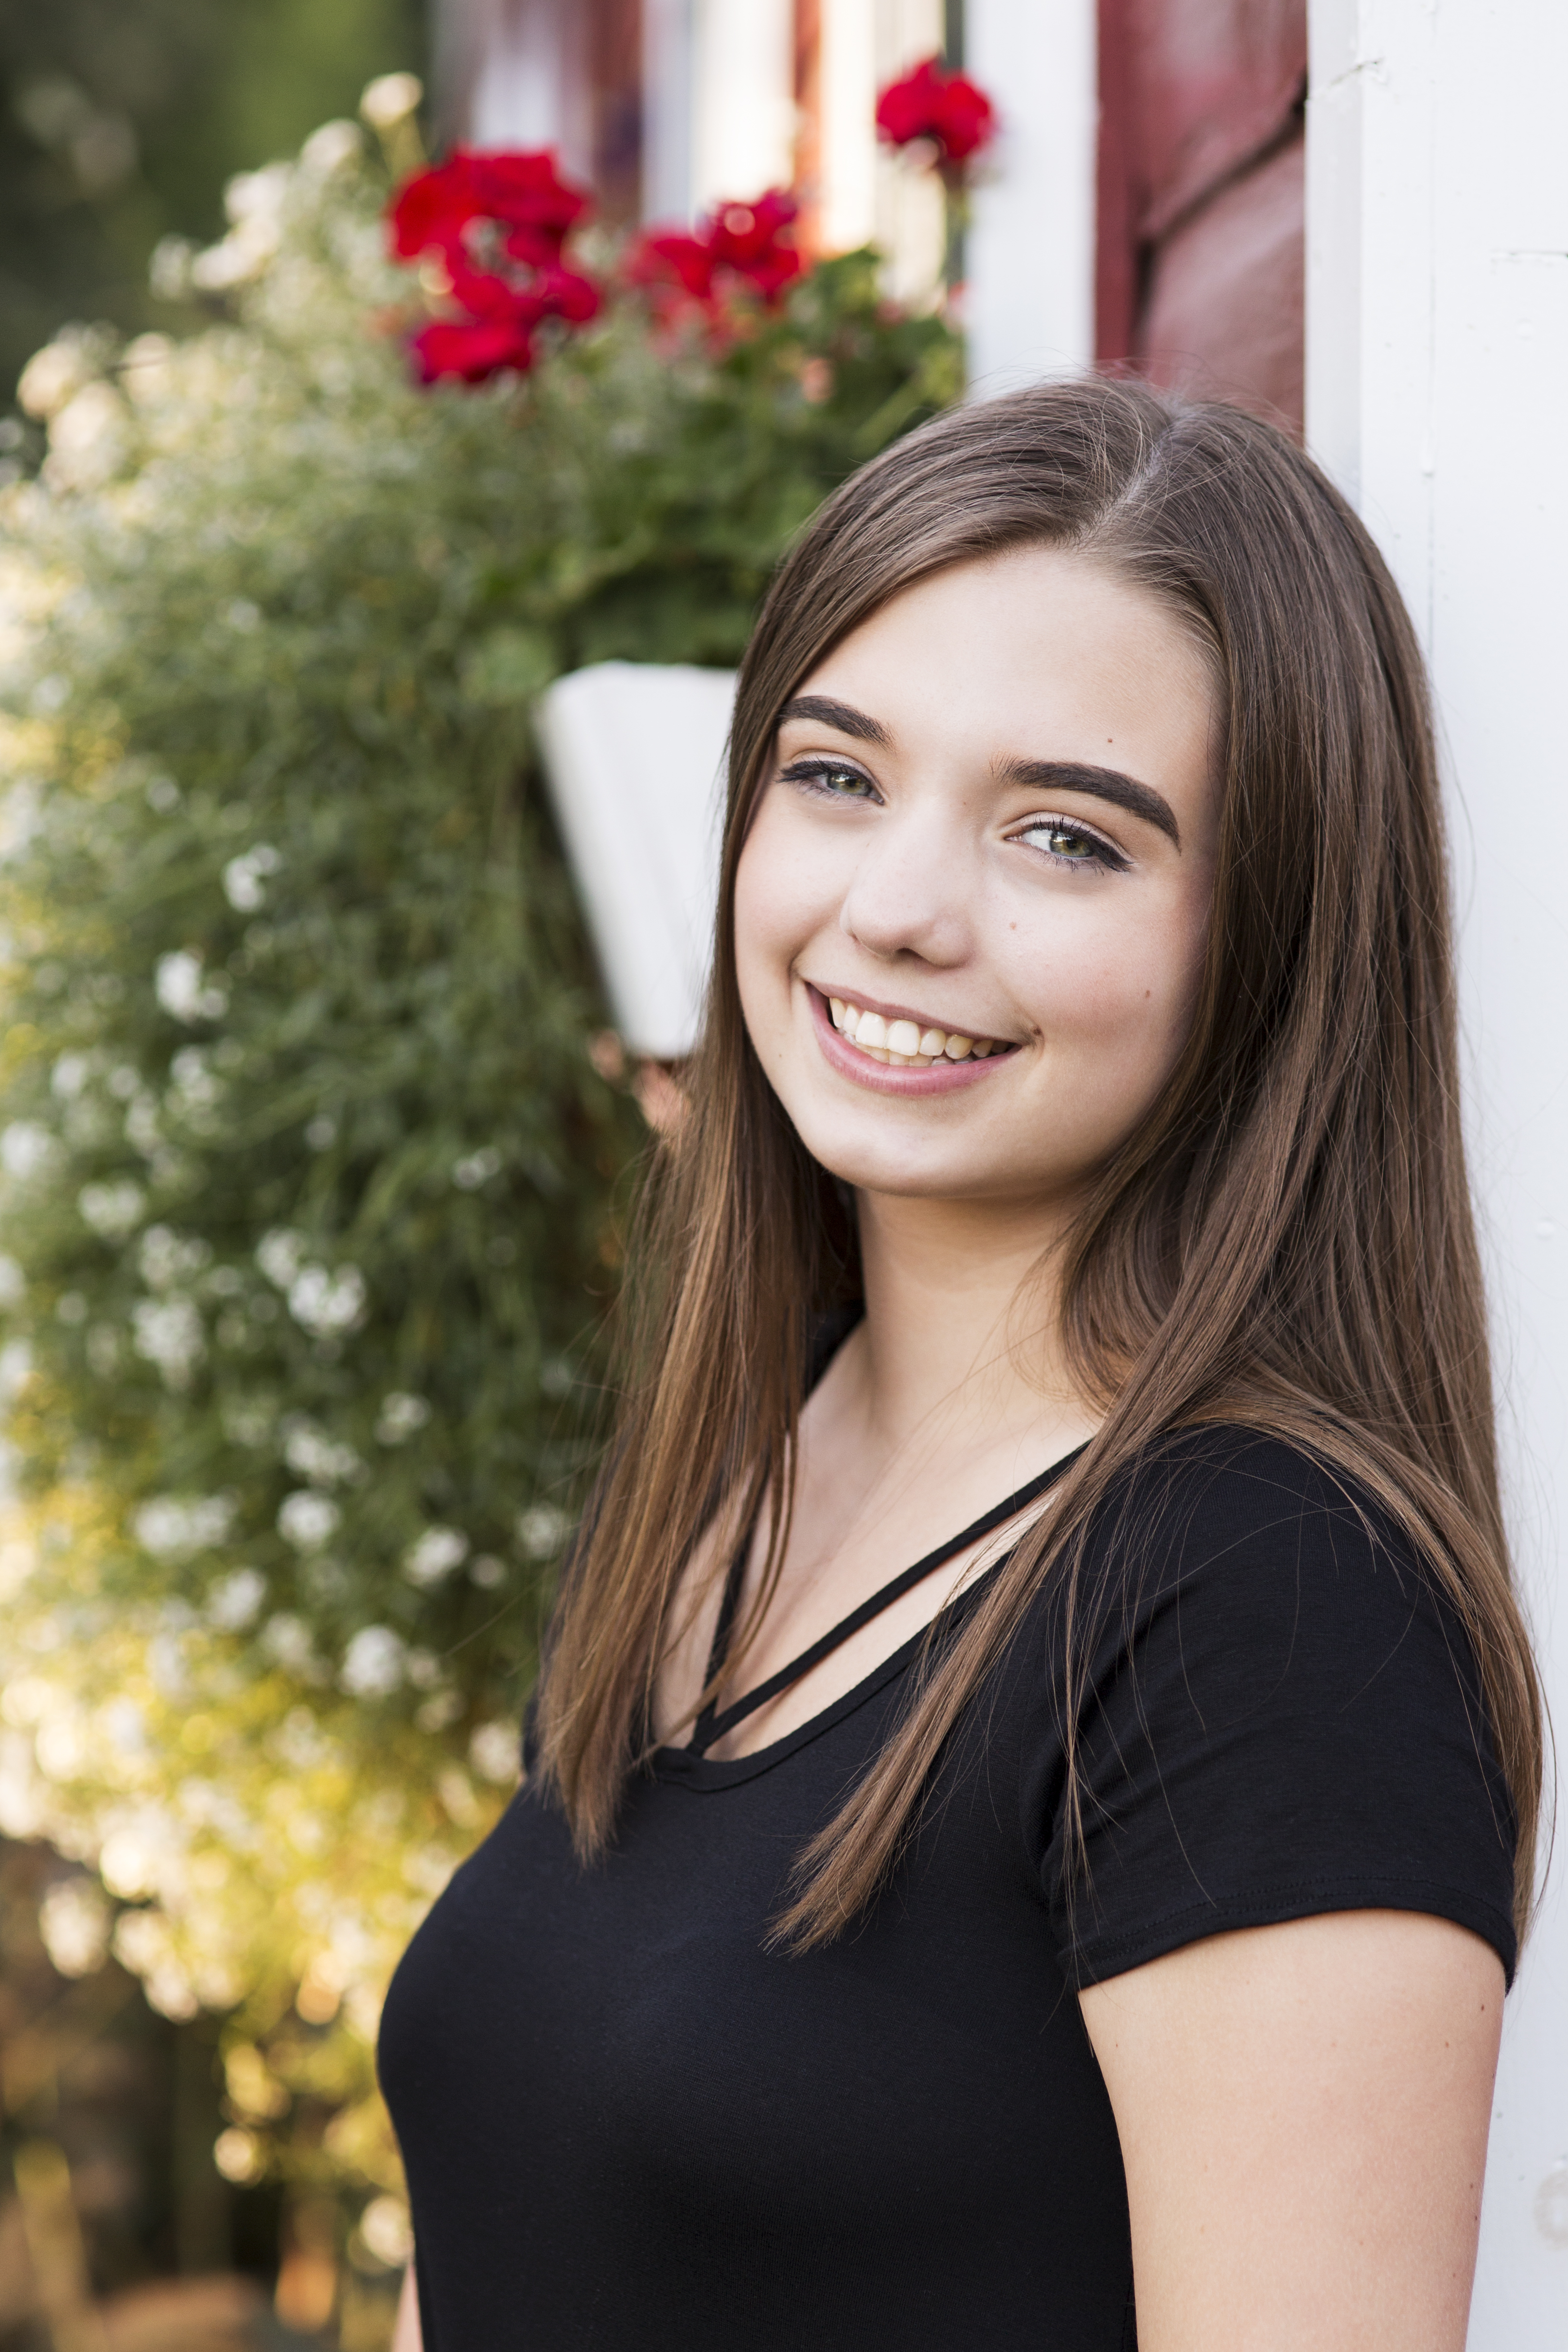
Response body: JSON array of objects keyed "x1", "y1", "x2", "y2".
[{"x1": 821, "y1": 990, "x2": 1018, "y2": 1069}]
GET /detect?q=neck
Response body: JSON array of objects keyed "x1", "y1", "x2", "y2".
[{"x1": 846, "y1": 1187, "x2": 1096, "y2": 1467}]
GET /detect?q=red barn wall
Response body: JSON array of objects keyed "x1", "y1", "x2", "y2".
[{"x1": 1097, "y1": 0, "x2": 1307, "y2": 433}]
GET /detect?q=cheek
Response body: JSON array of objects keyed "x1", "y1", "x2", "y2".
[
  {"x1": 1014, "y1": 884, "x2": 1209, "y2": 1071},
  {"x1": 733, "y1": 798, "x2": 835, "y2": 1007}
]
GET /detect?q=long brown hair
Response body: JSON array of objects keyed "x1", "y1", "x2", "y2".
[{"x1": 536, "y1": 377, "x2": 1544, "y2": 1950}]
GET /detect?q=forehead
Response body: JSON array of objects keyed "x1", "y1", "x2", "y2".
[{"x1": 791, "y1": 545, "x2": 1218, "y2": 795}]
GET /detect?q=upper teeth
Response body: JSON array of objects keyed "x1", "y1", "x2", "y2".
[{"x1": 827, "y1": 997, "x2": 1002, "y2": 1066}]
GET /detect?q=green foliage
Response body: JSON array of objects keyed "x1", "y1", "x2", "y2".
[
  {"x1": 0, "y1": 0, "x2": 426, "y2": 404},
  {"x1": 0, "y1": 119, "x2": 960, "y2": 2204}
]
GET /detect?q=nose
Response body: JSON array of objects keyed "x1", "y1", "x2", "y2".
[{"x1": 838, "y1": 802, "x2": 974, "y2": 967}]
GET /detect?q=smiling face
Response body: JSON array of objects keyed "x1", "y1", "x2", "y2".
[{"x1": 732, "y1": 544, "x2": 1221, "y2": 1213}]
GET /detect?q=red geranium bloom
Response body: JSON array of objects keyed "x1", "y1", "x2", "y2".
[
  {"x1": 628, "y1": 230, "x2": 717, "y2": 303},
  {"x1": 469, "y1": 150, "x2": 591, "y2": 248},
  {"x1": 389, "y1": 154, "x2": 482, "y2": 263},
  {"x1": 707, "y1": 191, "x2": 803, "y2": 299},
  {"x1": 876, "y1": 56, "x2": 996, "y2": 167},
  {"x1": 410, "y1": 312, "x2": 538, "y2": 385},
  {"x1": 448, "y1": 258, "x2": 600, "y2": 330},
  {"x1": 627, "y1": 187, "x2": 802, "y2": 329},
  {"x1": 388, "y1": 146, "x2": 599, "y2": 384}
]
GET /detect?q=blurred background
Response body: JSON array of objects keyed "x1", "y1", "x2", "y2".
[
  {"x1": 0, "y1": 2, "x2": 1562, "y2": 2350},
  {"x1": 0, "y1": 0, "x2": 426, "y2": 407}
]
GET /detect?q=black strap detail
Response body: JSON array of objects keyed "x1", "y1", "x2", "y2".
[{"x1": 687, "y1": 1442, "x2": 1087, "y2": 1755}]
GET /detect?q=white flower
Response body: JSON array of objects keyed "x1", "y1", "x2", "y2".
[
  {"x1": 403, "y1": 1527, "x2": 469, "y2": 1589},
  {"x1": 131, "y1": 1297, "x2": 205, "y2": 1387},
  {"x1": 168, "y1": 1046, "x2": 222, "y2": 1117},
  {"x1": 222, "y1": 843, "x2": 281, "y2": 912},
  {"x1": 207, "y1": 1567, "x2": 266, "y2": 1630},
  {"x1": 282, "y1": 1420, "x2": 364, "y2": 1487},
  {"x1": 156, "y1": 949, "x2": 228, "y2": 1023},
  {"x1": 46, "y1": 383, "x2": 129, "y2": 491},
  {"x1": 277, "y1": 1491, "x2": 339, "y2": 1552},
  {"x1": 452, "y1": 1145, "x2": 503, "y2": 1190},
  {"x1": 190, "y1": 163, "x2": 292, "y2": 291},
  {"x1": 132, "y1": 1493, "x2": 234, "y2": 1559},
  {"x1": 470, "y1": 1721, "x2": 521, "y2": 1785},
  {"x1": 139, "y1": 1225, "x2": 211, "y2": 1290},
  {"x1": 78, "y1": 1179, "x2": 144, "y2": 1240},
  {"x1": 255, "y1": 1228, "x2": 307, "y2": 1289},
  {"x1": 148, "y1": 236, "x2": 195, "y2": 301},
  {"x1": 360, "y1": 72, "x2": 423, "y2": 129},
  {"x1": 120, "y1": 332, "x2": 175, "y2": 405},
  {"x1": 287, "y1": 1263, "x2": 367, "y2": 1338},
  {"x1": 340, "y1": 1626, "x2": 406, "y2": 1699},
  {"x1": 375, "y1": 1391, "x2": 430, "y2": 1445},
  {"x1": 517, "y1": 1503, "x2": 571, "y2": 1561},
  {"x1": 17, "y1": 336, "x2": 96, "y2": 421},
  {"x1": 51, "y1": 1052, "x2": 92, "y2": 1099},
  {"x1": 300, "y1": 119, "x2": 363, "y2": 176},
  {"x1": 261, "y1": 1614, "x2": 317, "y2": 1675},
  {"x1": 1, "y1": 1122, "x2": 55, "y2": 1181},
  {"x1": 39, "y1": 1878, "x2": 111, "y2": 1978}
]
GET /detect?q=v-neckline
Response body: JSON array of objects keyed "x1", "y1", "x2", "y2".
[{"x1": 680, "y1": 1442, "x2": 1089, "y2": 1765}]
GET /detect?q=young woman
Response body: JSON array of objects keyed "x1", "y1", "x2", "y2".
[{"x1": 379, "y1": 379, "x2": 1541, "y2": 2351}]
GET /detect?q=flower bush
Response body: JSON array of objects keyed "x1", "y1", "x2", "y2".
[{"x1": 0, "y1": 99, "x2": 960, "y2": 2226}]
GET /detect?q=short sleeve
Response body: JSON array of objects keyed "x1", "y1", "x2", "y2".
[{"x1": 1031, "y1": 1432, "x2": 1518, "y2": 1987}]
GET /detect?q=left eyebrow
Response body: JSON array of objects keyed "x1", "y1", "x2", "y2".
[{"x1": 996, "y1": 757, "x2": 1181, "y2": 849}]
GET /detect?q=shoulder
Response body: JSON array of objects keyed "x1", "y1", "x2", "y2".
[
  {"x1": 1071, "y1": 1423, "x2": 1453, "y2": 1670},
  {"x1": 1090, "y1": 1420, "x2": 1419, "y2": 1579},
  {"x1": 1070, "y1": 1420, "x2": 1491, "y2": 1744},
  {"x1": 1027, "y1": 1424, "x2": 1518, "y2": 1987}
]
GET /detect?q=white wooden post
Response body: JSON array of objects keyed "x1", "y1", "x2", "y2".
[
  {"x1": 963, "y1": 0, "x2": 1098, "y2": 390},
  {"x1": 1307, "y1": 4, "x2": 1568, "y2": 2341}
]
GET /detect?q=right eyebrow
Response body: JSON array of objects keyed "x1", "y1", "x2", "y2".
[{"x1": 775, "y1": 695, "x2": 893, "y2": 749}]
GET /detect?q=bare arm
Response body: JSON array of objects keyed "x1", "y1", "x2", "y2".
[
  {"x1": 1078, "y1": 1909, "x2": 1503, "y2": 2352},
  {"x1": 393, "y1": 2262, "x2": 423, "y2": 2352}
]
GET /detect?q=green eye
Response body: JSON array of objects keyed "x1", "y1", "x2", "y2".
[
  {"x1": 1016, "y1": 819, "x2": 1125, "y2": 873},
  {"x1": 783, "y1": 758, "x2": 877, "y2": 799}
]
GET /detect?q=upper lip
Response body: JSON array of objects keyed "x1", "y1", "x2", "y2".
[{"x1": 805, "y1": 979, "x2": 1017, "y2": 1045}]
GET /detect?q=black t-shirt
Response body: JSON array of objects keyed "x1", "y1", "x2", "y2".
[{"x1": 378, "y1": 1428, "x2": 1516, "y2": 2352}]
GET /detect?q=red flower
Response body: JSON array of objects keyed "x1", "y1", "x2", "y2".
[
  {"x1": 628, "y1": 187, "x2": 802, "y2": 328},
  {"x1": 875, "y1": 56, "x2": 996, "y2": 167},
  {"x1": 388, "y1": 147, "x2": 599, "y2": 384},
  {"x1": 389, "y1": 154, "x2": 482, "y2": 264},
  {"x1": 410, "y1": 312, "x2": 538, "y2": 385},
  {"x1": 629, "y1": 231, "x2": 718, "y2": 304},
  {"x1": 468, "y1": 149, "x2": 592, "y2": 266}
]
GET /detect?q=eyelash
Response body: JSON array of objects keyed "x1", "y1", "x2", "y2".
[
  {"x1": 779, "y1": 757, "x2": 1128, "y2": 875},
  {"x1": 1013, "y1": 819, "x2": 1128, "y2": 875},
  {"x1": 780, "y1": 756, "x2": 879, "y2": 802}
]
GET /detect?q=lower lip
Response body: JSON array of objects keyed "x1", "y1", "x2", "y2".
[{"x1": 805, "y1": 986, "x2": 1019, "y2": 1096}]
